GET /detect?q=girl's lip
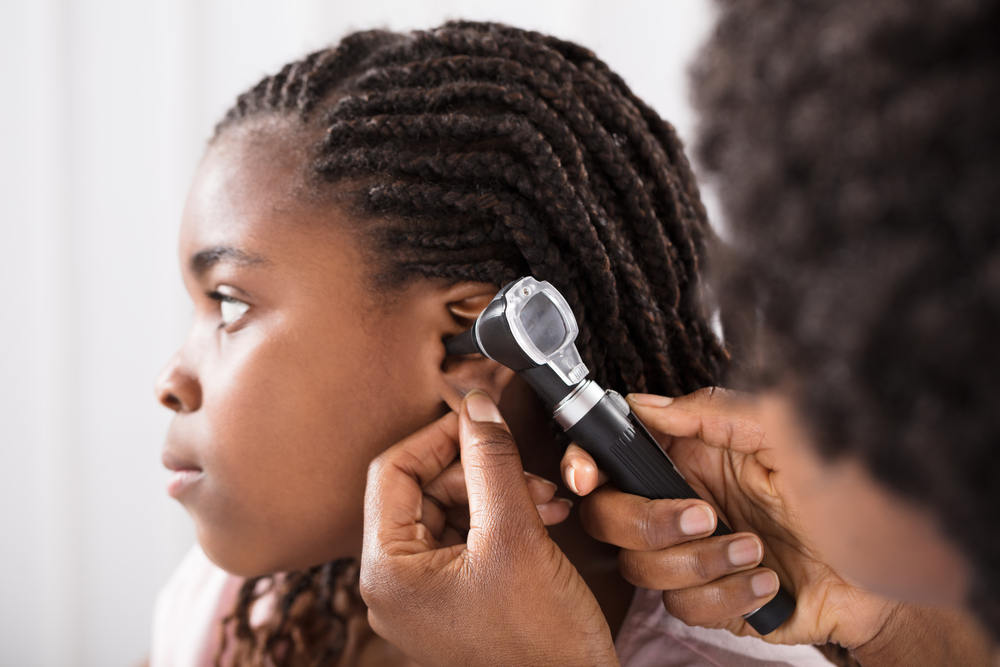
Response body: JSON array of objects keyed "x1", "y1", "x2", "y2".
[
  {"x1": 162, "y1": 449, "x2": 201, "y2": 473},
  {"x1": 162, "y1": 450, "x2": 204, "y2": 498},
  {"x1": 166, "y1": 469, "x2": 204, "y2": 498}
]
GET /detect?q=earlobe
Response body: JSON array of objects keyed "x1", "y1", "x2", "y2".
[{"x1": 438, "y1": 283, "x2": 514, "y2": 413}]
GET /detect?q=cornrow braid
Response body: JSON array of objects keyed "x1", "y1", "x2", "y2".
[{"x1": 213, "y1": 21, "x2": 727, "y2": 666}]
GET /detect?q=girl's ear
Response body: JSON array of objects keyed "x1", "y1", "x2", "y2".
[{"x1": 438, "y1": 284, "x2": 516, "y2": 413}]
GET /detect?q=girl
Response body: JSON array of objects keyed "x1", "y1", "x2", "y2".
[{"x1": 151, "y1": 21, "x2": 826, "y2": 667}]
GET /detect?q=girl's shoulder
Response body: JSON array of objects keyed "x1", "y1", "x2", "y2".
[{"x1": 150, "y1": 545, "x2": 272, "y2": 667}]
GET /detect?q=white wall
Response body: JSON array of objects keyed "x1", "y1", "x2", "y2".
[{"x1": 0, "y1": 1, "x2": 715, "y2": 665}]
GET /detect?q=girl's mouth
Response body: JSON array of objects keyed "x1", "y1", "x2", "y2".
[{"x1": 162, "y1": 450, "x2": 204, "y2": 498}]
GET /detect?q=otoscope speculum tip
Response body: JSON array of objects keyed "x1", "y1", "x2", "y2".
[{"x1": 444, "y1": 328, "x2": 481, "y2": 356}]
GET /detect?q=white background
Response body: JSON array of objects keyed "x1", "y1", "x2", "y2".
[{"x1": 0, "y1": 1, "x2": 715, "y2": 664}]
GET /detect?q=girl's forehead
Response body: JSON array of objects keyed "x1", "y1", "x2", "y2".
[
  {"x1": 179, "y1": 122, "x2": 359, "y2": 277},
  {"x1": 198, "y1": 123, "x2": 308, "y2": 209}
]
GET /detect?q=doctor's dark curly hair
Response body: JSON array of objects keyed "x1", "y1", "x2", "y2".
[
  {"x1": 694, "y1": 0, "x2": 1000, "y2": 636},
  {"x1": 211, "y1": 21, "x2": 726, "y2": 665}
]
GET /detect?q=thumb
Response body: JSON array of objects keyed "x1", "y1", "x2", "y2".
[{"x1": 460, "y1": 390, "x2": 544, "y2": 555}]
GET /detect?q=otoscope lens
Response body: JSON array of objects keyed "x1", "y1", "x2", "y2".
[{"x1": 520, "y1": 293, "x2": 566, "y2": 356}]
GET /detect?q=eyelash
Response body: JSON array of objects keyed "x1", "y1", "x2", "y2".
[{"x1": 207, "y1": 291, "x2": 250, "y2": 329}]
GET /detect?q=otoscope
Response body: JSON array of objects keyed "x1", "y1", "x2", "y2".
[{"x1": 445, "y1": 276, "x2": 796, "y2": 635}]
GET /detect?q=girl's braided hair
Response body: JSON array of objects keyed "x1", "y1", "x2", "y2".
[{"x1": 212, "y1": 21, "x2": 727, "y2": 665}]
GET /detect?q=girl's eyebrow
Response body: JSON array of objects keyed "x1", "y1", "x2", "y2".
[{"x1": 190, "y1": 246, "x2": 268, "y2": 276}]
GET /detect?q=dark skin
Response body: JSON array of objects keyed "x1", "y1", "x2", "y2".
[
  {"x1": 365, "y1": 387, "x2": 996, "y2": 666},
  {"x1": 500, "y1": 375, "x2": 636, "y2": 636},
  {"x1": 556, "y1": 389, "x2": 996, "y2": 665},
  {"x1": 155, "y1": 117, "x2": 635, "y2": 664},
  {"x1": 362, "y1": 393, "x2": 620, "y2": 667}
]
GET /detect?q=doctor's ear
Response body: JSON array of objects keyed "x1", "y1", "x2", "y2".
[{"x1": 438, "y1": 284, "x2": 514, "y2": 414}]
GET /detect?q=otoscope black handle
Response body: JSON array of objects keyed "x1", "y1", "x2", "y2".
[{"x1": 563, "y1": 391, "x2": 796, "y2": 635}]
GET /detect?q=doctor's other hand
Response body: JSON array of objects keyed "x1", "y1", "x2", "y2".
[
  {"x1": 559, "y1": 387, "x2": 899, "y2": 654},
  {"x1": 361, "y1": 390, "x2": 619, "y2": 667}
]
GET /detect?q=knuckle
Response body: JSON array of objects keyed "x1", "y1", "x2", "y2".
[
  {"x1": 619, "y1": 549, "x2": 673, "y2": 590},
  {"x1": 635, "y1": 500, "x2": 680, "y2": 550},
  {"x1": 366, "y1": 453, "x2": 390, "y2": 483},
  {"x1": 715, "y1": 581, "x2": 751, "y2": 618},
  {"x1": 465, "y1": 439, "x2": 522, "y2": 478},
  {"x1": 660, "y1": 588, "x2": 697, "y2": 623},
  {"x1": 687, "y1": 547, "x2": 716, "y2": 584},
  {"x1": 617, "y1": 549, "x2": 644, "y2": 586},
  {"x1": 661, "y1": 579, "x2": 746, "y2": 626},
  {"x1": 693, "y1": 386, "x2": 718, "y2": 403},
  {"x1": 468, "y1": 429, "x2": 518, "y2": 456},
  {"x1": 635, "y1": 502, "x2": 667, "y2": 550}
]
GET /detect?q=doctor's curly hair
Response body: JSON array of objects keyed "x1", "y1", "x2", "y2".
[
  {"x1": 211, "y1": 21, "x2": 726, "y2": 666},
  {"x1": 694, "y1": 0, "x2": 1000, "y2": 637}
]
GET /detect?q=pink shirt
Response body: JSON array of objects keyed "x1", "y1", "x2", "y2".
[{"x1": 151, "y1": 546, "x2": 832, "y2": 667}]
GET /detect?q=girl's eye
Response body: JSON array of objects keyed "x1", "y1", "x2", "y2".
[
  {"x1": 209, "y1": 291, "x2": 250, "y2": 327},
  {"x1": 220, "y1": 297, "x2": 250, "y2": 326}
]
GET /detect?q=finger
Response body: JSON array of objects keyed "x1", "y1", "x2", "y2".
[
  {"x1": 422, "y1": 463, "x2": 560, "y2": 508},
  {"x1": 524, "y1": 472, "x2": 559, "y2": 505},
  {"x1": 579, "y1": 484, "x2": 717, "y2": 550},
  {"x1": 423, "y1": 469, "x2": 563, "y2": 539},
  {"x1": 460, "y1": 390, "x2": 543, "y2": 552},
  {"x1": 560, "y1": 443, "x2": 608, "y2": 496},
  {"x1": 627, "y1": 388, "x2": 767, "y2": 456},
  {"x1": 421, "y1": 461, "x2": 468, "y2": 509},
  {"x1": 536, "y1": 499, "x2": 573, "y2": 526},
  {"x1": 661, "y1": 568, "x2": 781, "y2": 627},
  {"x1": 617, "y1": 533, "x2": 764, "y2": 590},
  {"x1": 364, "y1": 412, "x2": 460, "y2": 556},
  {"x1": 437, "y1": 491, "x2": 571, "y2": 538}
]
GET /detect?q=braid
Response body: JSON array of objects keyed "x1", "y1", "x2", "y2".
[
  {"x1": 215, "y1": 560, "x2": 361, "y2": 667},
  {"x1": 213, "y1": 21, "x2": 727, "y2": 665}
]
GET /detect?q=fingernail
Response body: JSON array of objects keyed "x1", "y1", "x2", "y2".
[
  {"x1": 466, "y1": 390, "x2": 502, "y2": 423},
  {"x1": 525, "y1": 471, "x2": 558, "y2": 491},
  {"x1": 751, "y1": 571, "x2": 779, "y2": 598},
  {"x1": 627, "y1": 393, "x2": 674, "y2": 408},
  {"x1": 565, "y1": 466, "x2": 580, "y2": 495},
  {"x1": 728, "y1": 537, "x2": 762, "y2": 567},
  {"x1": 556, "y1": 497, "x2": 574, "y2": 509},
  {"x1": 679, "y1": 504, "x2": 715, "y2": 536}
]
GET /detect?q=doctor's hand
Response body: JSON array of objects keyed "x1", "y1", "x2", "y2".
[
  {"x1": 361, "y1": 390, "x2": 618, "y2": 667},
  {"x1": 559, "y1": 387, "x2": 899, "y2": 654}
]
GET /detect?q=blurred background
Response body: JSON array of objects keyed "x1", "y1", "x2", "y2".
[{"x1": 0, "y1": 0, "x2": 715, "y2": 664}]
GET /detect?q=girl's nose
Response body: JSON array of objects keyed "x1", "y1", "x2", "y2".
[{"x1": 155, "y1": 353, "x2": 202, "y2": 413}]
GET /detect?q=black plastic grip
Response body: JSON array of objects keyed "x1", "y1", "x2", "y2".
[{"x1": 564, "y1": 393, "x2": 795, "y2": 635}]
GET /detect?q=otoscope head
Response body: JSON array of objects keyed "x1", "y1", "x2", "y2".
[{"x1": 444, "y1": 277, "x2": 589, "y2": 387}]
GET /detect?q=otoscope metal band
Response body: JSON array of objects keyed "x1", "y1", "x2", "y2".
[{"x1": 552, "y1": 380, "x2": 606, "y2": 429}]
